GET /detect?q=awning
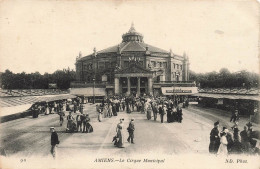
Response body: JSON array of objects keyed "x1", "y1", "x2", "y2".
[
  {"x1": 0, "y1": 94, "x2": 77, "y2": 108},
  {"x1": 70, "y1": 88, "x2": 106, "y2": 97},
  {"x1": 193, "y1": 93, "x2": 260, "y2": 101},
  {"x1": 161, "y1": 87, "x2": 198, "y2": 95}
]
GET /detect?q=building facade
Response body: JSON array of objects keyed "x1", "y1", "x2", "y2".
[{"x1": 72, "y1": 24, "x2": 196, "y2": 97}]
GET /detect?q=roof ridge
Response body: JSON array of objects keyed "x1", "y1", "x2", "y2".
[
  {"x1": 120, "y1": 42, "x2": 131, "y2": 51},
  {"x1": 135, "y1": 41, "x2": 146, "y2": 50}
]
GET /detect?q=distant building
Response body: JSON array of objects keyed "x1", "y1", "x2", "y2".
[{"x1": 71, "y1": 24, "x2": 197, "y2": 98}]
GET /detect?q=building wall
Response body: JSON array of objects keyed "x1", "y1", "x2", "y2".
[{"x1": 75, "y1": 51, "x2": 188, "y2": 83}]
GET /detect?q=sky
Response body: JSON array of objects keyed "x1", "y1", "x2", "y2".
[{"x1": 0, "y1": 0, "x2": 259, "y2": 74}]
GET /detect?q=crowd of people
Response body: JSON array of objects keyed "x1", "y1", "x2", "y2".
[
  {"x1": 209, "y1": 116, "x2": 260, "y2": 156},
  {"x1": 95, "y1": 95, "x2": 186, "y2": 124}
]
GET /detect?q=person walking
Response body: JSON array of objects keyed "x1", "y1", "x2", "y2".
[
  {"x1": 50, "y1": 127, "x2": 59, "y2": 159},
  {"x1": 58, "y1": 111, "x2": 65, "y2": 126},
  {"x1": 98, "y1": 108, "x2": 103, "y2": 122},
  {"x1": 146, "y1": 104, "x2": 152, "y2": 120},
  {"x1": 127, "y1": 119, "x2": 135, "y2": 144},
  {"x1": 115, "y1": 119, "x2": 125, "y2": 148},
  {"x1": 209, "y1": 121, "x2": 220, "y2": 154}
]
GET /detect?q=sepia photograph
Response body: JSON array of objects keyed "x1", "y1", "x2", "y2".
[{"x1": 0, "y1": 0, "x2": 259, "y2": 169}]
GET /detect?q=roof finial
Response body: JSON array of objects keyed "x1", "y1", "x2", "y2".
[{"x1": 129, "y1": 22, "x2": 136, "y2": 32}]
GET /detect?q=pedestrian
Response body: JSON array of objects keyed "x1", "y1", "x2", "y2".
[
  {"x1": 50, "y1": 127, "x2": 59, "y2": 159},
  {"x1": 82, "y1": 114, "x2": 90, "y2": 133},
  {"x1": 58, "y1": 111, "x2": 65, "y2": 126},
  {"x1": 152, "y1": 103, "x2": 158, "y2": 121},
  {"x1": 223, "y1": 127, "x2": 234, "y2": 153},
  {"x1": 230, "y1": 128, "x2": 243, "y2": 154},
  {"x1": 146, "y1": 104, "x2": 152, "y2": 120},
  {"x1": 76, "y1": 113, "x2": 83, "y2": 132},
  {"x1": 158, "y1": 104, "x2": 164, "y2": 123},
  {"x1": 79, "y1": 103, "x2": 84, "y2": 114},
  {"x1": 108, "y1": 104, "x2": 112, "y2": 117},
  {"x1": 66, "y1": 111, "x2": 75, "y2": 132},
  {"x1": 230, "y1": 110, "x2": 240, "y2": 123},
  {"x1": 73, "y1": 101, "x2": 77, "y2": 113},
  {"x1": 115, "y1": 118, "x2": 124, "y2": 148},
  {"x1": 176, "y1": 106, "x2": 183, "y2": 123},
  {"x1": 98, "y1": 108, "x2": 103, "y2": 122},
  {"x1": 217, "y1": 129, "x2": 228, "y2": 156},
  {"x1": 209, "y1": 121, "x2": 220, "y2": 154},
  {"x1": 127, "y1": 118, "x2": 135, "y2": 144}
]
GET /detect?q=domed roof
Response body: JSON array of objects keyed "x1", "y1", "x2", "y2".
[{"x1": 97, "y1": 24, "x2": 169, "y2": 54}]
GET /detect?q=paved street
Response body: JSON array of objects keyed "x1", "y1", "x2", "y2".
[{"x1": 0, "y1": 104, "x2": 258, "y2": 158}]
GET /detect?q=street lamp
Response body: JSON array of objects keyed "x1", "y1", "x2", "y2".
[{"x1": 93, "y1": 78, "x2": 95, "y2": 104}]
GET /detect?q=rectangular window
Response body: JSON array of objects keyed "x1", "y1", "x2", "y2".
[
  {"x1": 163, "y1": 62, "x2": 167, "y2": 68},
  {"x1": 151, "y1": 61, "x2": 156, "y2": 67},
  {"x1": 176, "y1": 64, "x2": 179, "y2": 69},
  {"x1": 98, "y1": 62, "x2": 105, "y2": 69},
  {"x1": 105, "y1": 62, "x2": 110, "y2": 68},
  {"x1": 180, "y1": 65, "x2": 182, "y2": 70},
  {"x1": 124, "y1": 61, "x2": 129, "y2": 68},
  {"x1": 160, "y1": 62, "x2": 163, "y2": 67},
  {"x1": 173, "y1": 63, "x2": 175, "y2": 69}
]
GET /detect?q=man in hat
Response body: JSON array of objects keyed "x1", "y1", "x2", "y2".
[
  {"x1": 209, "y1": 121, "x2": 220, "y2": 154},
  {"x1": 127, "y1": 118, "x2": 135, "y2": 144},
  {"x1": 50, "y1": 127, "x2": 59, "y2": 159}
]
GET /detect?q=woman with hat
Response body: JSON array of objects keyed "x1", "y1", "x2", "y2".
[
  {"x1": 217, "y1": 129, "x2": 228, "y2": 156},
  {"x1": 115, "y1": 119, "x2": 125, "y2": 148}
]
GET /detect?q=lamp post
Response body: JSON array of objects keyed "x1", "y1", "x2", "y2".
[{"x1": 93, "y1": 77, "x2": 95, "y2": 104}]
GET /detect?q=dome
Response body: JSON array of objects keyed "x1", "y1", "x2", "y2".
[{"x1": 122, "y1": 23, "x2": 144, "y2": 43}]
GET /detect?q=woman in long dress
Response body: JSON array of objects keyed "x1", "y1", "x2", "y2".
[
  {"x1": 116, "y1": 119, "x2": 124, "y2": 148},
  {"x1": 147, "y1": 104, "x2": 152, "y2": 120},
  {"x1": 98, "y1": 108, "x2": 103, "y2": 122},
  {"x1": 217, "y1": 131, "x2": 228, "y2": 156}
]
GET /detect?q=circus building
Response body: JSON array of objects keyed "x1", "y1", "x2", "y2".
[{"x1": 71, "y1": 24, "x2": 198, "y2": 100}]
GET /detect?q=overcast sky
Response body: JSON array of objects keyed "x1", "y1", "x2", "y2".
[{"x1": 0, "y1": 0, "x2": 259, "y2": 74}]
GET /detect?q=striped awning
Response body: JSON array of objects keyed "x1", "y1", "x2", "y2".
[{"x1": 193, "y1": 93, "x2": 260, "y2": 101}]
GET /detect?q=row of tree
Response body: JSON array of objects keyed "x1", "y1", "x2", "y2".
[
  {"x1": 189, "y1": 68, "x2": 259, "y2": 88},
  {"x1": 0, "y1": 67, "x2": 259, "y2": 89},
  {"x1": 0, "y1": 68, "x2": 76, "y2": 89}
]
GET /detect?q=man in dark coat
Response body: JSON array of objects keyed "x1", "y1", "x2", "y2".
[
  {"x1": 76, "y1": 113, "x2": 83, "y2": 132},
  {"x1": 230, "y1": 110, "x2": 240, "y2": 123},
  {"x1": 209, "y1": 121, "x2": 220, "y2": 154},
  {"x1": 50, "y1": 127, "x2": 59, "y2": 159},
  {"x1": 127, "y1": 119, "x2": 135, "y2": 144}
]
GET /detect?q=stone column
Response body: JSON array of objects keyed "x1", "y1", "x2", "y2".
[
  {"x1": 127, "y1": 77, "x2": 131, "y2": 96},
  {"x1": 137, "y1": 77, "x2": 141, "y2": 96},
  {"x1": 147, "y1": 77, "x2": 153, "y2": 95},
  {"x1": 114, "y1": 77, "x2": 119, "y2": 94}
]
